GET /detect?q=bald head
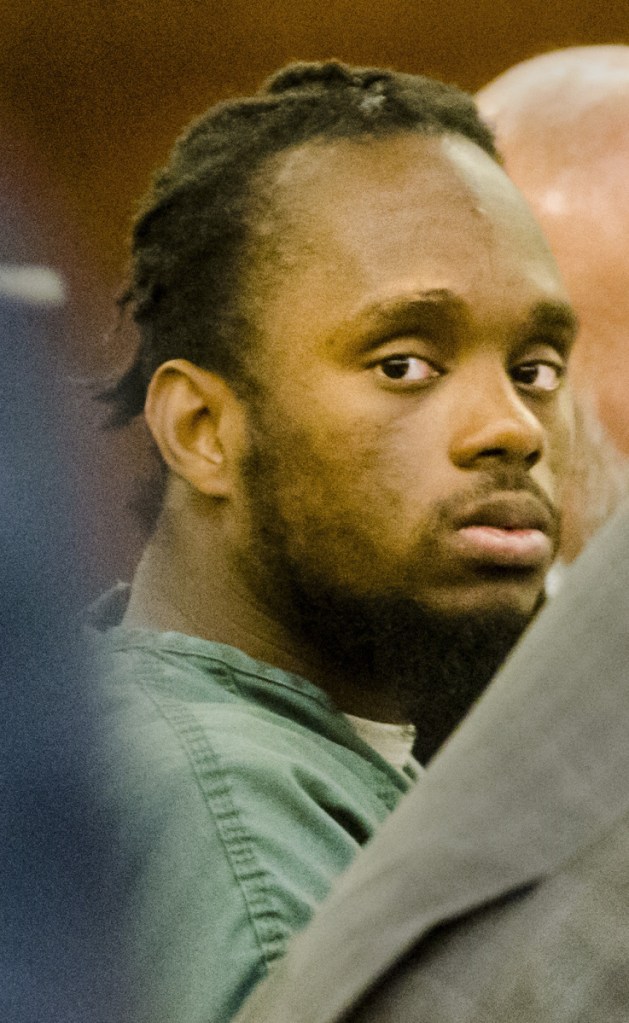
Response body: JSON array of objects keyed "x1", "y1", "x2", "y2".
[{"x1": 478, "y1": 46, "x2": 629, "y2": 456}]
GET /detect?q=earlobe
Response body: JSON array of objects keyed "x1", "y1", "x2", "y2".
[{"x1": 144, "y1": 359, "x2": 245, "y2": 498}]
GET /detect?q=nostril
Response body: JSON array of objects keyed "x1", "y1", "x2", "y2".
[{"x1": 476, "y1": 446, "x2": 542, "y2": 467}]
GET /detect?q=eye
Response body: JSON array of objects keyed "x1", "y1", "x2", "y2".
[
  {"x1": 375, "y1": 355, "x2": 441, "y2": 385},
  {"x1": 512, "y1": 360, "x2": 565, "y2": 393}
]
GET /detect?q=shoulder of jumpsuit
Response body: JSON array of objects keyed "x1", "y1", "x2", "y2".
[
  {"x1": 85, "y1": 583, "x2": 416, "y2": 809},
  {"x1": 84, "y1": 594, "x2": 423, "y2": 1023}
]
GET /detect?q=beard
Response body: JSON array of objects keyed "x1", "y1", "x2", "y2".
[
  {"x1": 238, "y1": 419, "x2": 546, "y2": 764},
  {"x1": 255, "y1": 564, "x2": 534, "y2": 763}
]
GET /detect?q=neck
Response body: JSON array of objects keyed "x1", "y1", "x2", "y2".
[{"x1": 123, "y1": 512, "x2": 407, "y2": 724}]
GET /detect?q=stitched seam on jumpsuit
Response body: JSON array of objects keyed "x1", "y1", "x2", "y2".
[
  {"x1": 141, "y1": 647, "x2": 411, "y2": 809},
  {"x1": 135, "y1": 678, "x2": 291, "y2": 966},
  {"x1": 106, "y1": 633, "x2": 333, "y2": 710},
  {"x1": 102, "y1": 635, "x2": 415, "y2": 806}
]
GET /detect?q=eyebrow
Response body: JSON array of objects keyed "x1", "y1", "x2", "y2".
[
  {"x1": 327, "y1": 289, "x2": 580, "y2": 356},
  {"x1": 522, "y1": 301, "x2": 580, "y2": 342},
  {"x1": 327, "y1": 289, "x2": 465, "y2": 355}
]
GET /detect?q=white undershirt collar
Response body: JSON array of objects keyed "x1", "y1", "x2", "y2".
[{"x1": 345, "y1": 713, "x2": 424, "y2": 776}]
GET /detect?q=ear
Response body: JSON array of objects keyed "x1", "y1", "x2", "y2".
[{"x1": 144, "y1": 359, "x2": 246, "y2": 499}]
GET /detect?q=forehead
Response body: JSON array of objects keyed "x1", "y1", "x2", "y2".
[{"x1": 250, "y1": 132, "x2": 568, "y2": 348}]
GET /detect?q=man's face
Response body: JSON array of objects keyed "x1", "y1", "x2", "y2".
[{"x1": 236, "y1": 133, "x2": 575, "y2": 628}]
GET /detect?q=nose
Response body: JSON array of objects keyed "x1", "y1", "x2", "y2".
[{"x1": 449, "y1": 365, "x2": 545, "y2": 471}]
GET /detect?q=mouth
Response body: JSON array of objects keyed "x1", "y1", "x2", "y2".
[{"x1": 451, "y1": 493, "x2": 556, "y2": 570}]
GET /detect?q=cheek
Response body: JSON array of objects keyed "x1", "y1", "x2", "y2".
[
  {"x1": 269, "y1": 415, "x2": 412, "y2": 554},
  {"x1": 313, "y1": 410, "x2": 429, "y2": 500},
  {"x1": 293, "y1": 422, "x2": 399, "y2": 513},
  {"x1": 252, "y1": 373, "x2": 446, "y2": 540}
]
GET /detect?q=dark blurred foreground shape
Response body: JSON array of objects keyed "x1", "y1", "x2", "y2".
[
  {"x1": 236, "y1": 502, "x2": 629, "y2": 1023},
  {"x1": 0, "y1": 274, "x2": 126, "y2": 1022}
]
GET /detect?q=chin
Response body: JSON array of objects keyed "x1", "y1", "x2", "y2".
[{"x1": 421, "y1": 577, "x2": 546, "y2": 621}]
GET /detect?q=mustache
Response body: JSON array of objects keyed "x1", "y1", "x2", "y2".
[{"x1": 433, "y1": 470, "x2": 561, "y2": 540}]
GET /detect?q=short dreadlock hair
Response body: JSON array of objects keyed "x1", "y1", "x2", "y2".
[{"x1": 102, "y1": 59, "x2": 498, "y2": 427}]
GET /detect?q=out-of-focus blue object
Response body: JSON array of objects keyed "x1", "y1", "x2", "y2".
[{"x1": 0, "y1": 272, "x2": 125, "y2": 1022}]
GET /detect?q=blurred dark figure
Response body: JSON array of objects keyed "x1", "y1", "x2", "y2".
[
  {"x1": 236, "y1": 502, "x2": 629, "y2": 1023},
  {"x1": 0, "y1": 272, "x2": 125, "y2": 1021}
]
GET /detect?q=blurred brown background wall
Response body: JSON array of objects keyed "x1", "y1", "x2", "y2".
[{"x1": 1, "y1": 0, "x2": 624, "y2": 592}]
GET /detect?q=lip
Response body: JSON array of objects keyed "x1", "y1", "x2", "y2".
[{"x1": 451, "y1": 493, "x2": 555, "y2": 569}]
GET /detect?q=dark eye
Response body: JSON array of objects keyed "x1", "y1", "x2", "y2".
[
  {"x1": 376, "y1": 355, "x2": 440, "y2": 384},
  {"x1": 512, "y1": 361, "x2": 564, "y2": 393}
]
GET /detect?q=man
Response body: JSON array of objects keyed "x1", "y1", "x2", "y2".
[
  {"x1": 477, "y1": 46, "x2": 629, "y2": 560},
  {"x1": 235, "y1": 502, "x2": 629, "y2": 1023},
  {"x1": 94, "y1": 61, "x2": 576, "y2": 1022}
]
